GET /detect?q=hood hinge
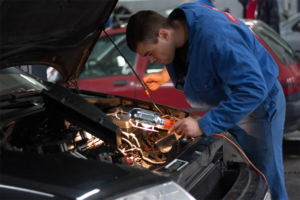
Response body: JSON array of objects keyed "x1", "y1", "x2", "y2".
[
  {"x1": 66, "y1": 49, "x2": 90, "y2": 92},
  {"x1": 66, "y1": 80, "x2": 81, "y2": 93}
]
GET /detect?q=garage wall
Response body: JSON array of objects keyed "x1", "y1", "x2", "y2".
[
  {"x1": 119, "y1": 0, "x2": 299, "y2": 20},
  {"x1": 119, "y1": 0, "x2": 244, "y2": 18}
]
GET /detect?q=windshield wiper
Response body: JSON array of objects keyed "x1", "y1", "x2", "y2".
[
  {"x1": 0, "y1": 88, "x2": 41, "y2": 102},
  {"x1": 0, "y1": 100, "x2": 41, "y2": 109}
]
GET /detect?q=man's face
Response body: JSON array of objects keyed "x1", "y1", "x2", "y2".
[{"x1": 136, "y1": 37, "x2": 176, "y2": 65}]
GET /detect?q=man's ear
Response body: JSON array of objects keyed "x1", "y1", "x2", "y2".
[{"x1": 158, "y1": 29, "x2": 170, "y2": 41}]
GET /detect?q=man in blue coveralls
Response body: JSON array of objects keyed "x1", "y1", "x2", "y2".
[{"x1": 126, "y1": 2, "x2": 288, "y2": 200}]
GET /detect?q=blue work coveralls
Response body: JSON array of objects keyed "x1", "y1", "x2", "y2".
[{"x1": 167, "y1": 3, "x2": 288, "y2": 199}]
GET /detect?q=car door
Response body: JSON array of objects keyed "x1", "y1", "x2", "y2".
[
  {"x1": 77, "y1": 34, "x2": 139, "y2": 98},
  {"x1": 135, "y1": 57, "x2": 208, "y2": 116}
]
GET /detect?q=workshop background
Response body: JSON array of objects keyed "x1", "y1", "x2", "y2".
[
  {"x1": 120, "y1": 0, "x2": 299, "y2": 20},
  {"x1": 25, "y1": 0, "x2": 300, "y2": 199}
]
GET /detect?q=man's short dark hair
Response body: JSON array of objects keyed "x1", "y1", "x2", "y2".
[{"x1": 126, "y1": 10, "x2": 177, "y2": 52}]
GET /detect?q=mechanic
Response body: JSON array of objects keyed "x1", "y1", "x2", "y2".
[{"x1": 126, "y1": 2, "x2": 288, "y2": 199}]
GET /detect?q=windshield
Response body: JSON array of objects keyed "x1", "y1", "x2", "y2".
[
  {"x1": 79, "y1": 34, "x2": 137, "y2": 79},
  {"x1": 253, "y1": 23, "x2": 296, "y2": 66},
  {"x1": 0, "y1": 67, "x2": 46, "y2": 95}
]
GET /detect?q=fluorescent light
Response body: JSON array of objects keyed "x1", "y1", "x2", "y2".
[
  {"x1": 146, "y1": 69, "x2": 163, "y2": 73},
  {"x1": 0, "y1": 184, "x2": 54, "y2": 198},
  {"x1": 76, "y1": 189, "x2": 100, "y2": 200}
]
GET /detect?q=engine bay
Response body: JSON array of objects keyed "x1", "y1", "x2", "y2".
[
  {"x1": 2, "y1": 83, "x2": 200, "y2": 170},
  {"x1": 3, "y1": 106, "x2": 191, "y2": 169}
]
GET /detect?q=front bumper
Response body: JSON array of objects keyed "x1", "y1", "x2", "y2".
[{"x1": 152, "y1": 134, "x2": 269, "y2": 199}]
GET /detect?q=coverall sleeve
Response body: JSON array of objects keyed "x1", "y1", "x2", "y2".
[{"x1": 197, "y1": 41, "x2": 268, "y2": 136}]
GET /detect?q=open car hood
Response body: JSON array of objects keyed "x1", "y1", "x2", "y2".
[{"x1": 0, "y1": 0, "x2": 117, "y2": 86}]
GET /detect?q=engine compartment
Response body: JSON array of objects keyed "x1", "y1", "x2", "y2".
[
  {"x1": 0, "y1": 90, "x2": 269, "y2": 200},
  {"x1": 2, "y1": 99, "x2": 196, "y2": 169},
  {"x1": 0, "y1": 82, "x2": 202, "y2": 170}
]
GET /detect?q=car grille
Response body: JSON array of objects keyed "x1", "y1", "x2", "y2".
[{"x1": 189, "y1": 164, "x2": 223, "y2": 200}]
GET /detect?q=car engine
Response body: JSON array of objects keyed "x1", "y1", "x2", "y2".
[
  {"x1": 1, "y1": 83, "x2": 200, "y2": 170},
  {"x1": 4, "y1": 105, "x2": 191, "y2": 169}
]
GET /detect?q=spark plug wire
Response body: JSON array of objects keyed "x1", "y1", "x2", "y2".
[{"x1": 215, "y1": 133, "x2": 268, "y2": 185}]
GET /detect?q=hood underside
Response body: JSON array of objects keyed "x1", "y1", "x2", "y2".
[{"x1": 0, "y1": 0, "x2": 117, "y2": 85}]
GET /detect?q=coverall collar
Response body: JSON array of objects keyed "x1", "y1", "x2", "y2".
[{"x1": 168, "y1": 8, "x2": 195, "y2": 65}]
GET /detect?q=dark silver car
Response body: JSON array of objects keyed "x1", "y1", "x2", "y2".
[
  {"x1": 0, "y1": 0, "x2": 270, "y2": 199},
  {"x1": 280, "y1": 12, "x2": 300, "y2": 54}
]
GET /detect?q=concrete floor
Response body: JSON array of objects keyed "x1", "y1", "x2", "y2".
[{"x1": 283, "y1": 130, "x2": 300, "y2": 200}]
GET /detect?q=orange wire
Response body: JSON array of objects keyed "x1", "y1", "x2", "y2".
[{"x1": 215, "y1": 133, "x2": 268, "y2": 185}]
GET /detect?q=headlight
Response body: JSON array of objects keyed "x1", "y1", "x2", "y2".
[
  {"x1": 116, "y1": 181, "x2": 195, "y2": 200},
  {"x1": 264, "y1": 187, "x2": 272, "y2": 200}
]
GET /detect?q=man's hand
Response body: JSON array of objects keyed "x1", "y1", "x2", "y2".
[
  {"x1": 168, "y1": 117, "x2": 205, "y2": 138},
  {"x1": 143, "y1": 67, "x2": 170, "y2": 91}
]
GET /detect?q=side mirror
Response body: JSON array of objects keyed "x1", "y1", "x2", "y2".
[
  {"x1": 292, "y1": 21, "x2": 300, "y2": 32},
  {"x1": 122, "y1": 63, "x2": 133, "y2": 75},
  {"x1": 295, "y1": 52, "x2": 300, "y2": 62}
]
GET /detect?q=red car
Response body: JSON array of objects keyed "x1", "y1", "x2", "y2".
[
  {"x1": 242, "y1": 19, "x2": 300, "y2": 133},
  {"x1": 75, "y1": 27, "x2": 208, "y2": 115},
  {"x1": 65, "y1": 20, "x2": 300, "y2": 133}
]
